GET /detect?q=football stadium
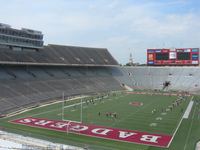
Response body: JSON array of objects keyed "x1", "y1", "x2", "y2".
[{"x1": 0, "y1": 23, "x2": 200, "y2": 150}]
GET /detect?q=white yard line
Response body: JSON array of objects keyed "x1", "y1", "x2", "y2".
[
  {"x1": 167, "y1": 96, "x2": 194, "y2": 148},
  {"x1": 111, "y1": 101, "x2": 154, "y2": 127},
  {"x1": 32, "y1": 101, "x2": 86, "y2": 117},
  {"x1": 183, "y1": 100, "x2": 194, "y2": 119},
  {"x1": 28, "y1": 96, "x2": 88, "y2": 117},
  {"x1": 183, "y1": 103, "x2": 196, "y2": 150},
  {"x1": 32, "y1": 96, "x2": 109, "y2": 117},
  {"x1": 1, "y1": 95, "x2": 87, "y2": 119},
  {"x1": 32, "y1": 108, "x2": 60, "y2": 117}
]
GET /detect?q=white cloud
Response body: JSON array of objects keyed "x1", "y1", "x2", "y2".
[{"x1": 0, "y1": 0, "x2": 199, "y2": 64}]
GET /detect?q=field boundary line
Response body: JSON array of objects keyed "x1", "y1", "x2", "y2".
[
  {"x1": 32, "y1": 94, "x2": 113, "y2": 117},
  {"x1": 31, "y1": 96, "x2": 89, "y2": 117},
  {"x1": 111, "y1": 99, "x2": 155, "y2": 127},
  {"x1": 167, "y1": 96, "x2": 194, "y2": 148},
  {"x1": 3, "y1": 95, "x2": 87, "y2": 119},
  {"x1": 183, "y1": 100, "x2": 196, "y2": 150},
  {"x1": 183, "y1": 101, "x2": 194, "y2": 119},
  {"x1": 10, "y1": 117, "x2": 171, "y2": 148}
]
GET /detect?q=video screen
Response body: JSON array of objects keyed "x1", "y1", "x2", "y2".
[{"x1": 156, "y1": 53, "x2": 169, "y2": 60}]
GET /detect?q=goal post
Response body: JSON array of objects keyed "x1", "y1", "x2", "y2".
[
  {"x1": 60, "y1": 91, "x2": 118, "y2": 124},
  {"x1": 61, "y1": 92, "x2": 83, "y2": 124}
]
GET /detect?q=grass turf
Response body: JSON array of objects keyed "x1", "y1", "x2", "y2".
[{"x1": 0, "y1": 92, "x2": 199, "y2": 150}]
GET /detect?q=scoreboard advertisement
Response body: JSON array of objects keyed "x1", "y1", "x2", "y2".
[{"x1": 147, "y1": 48, "x2": 199, "y2": 66}]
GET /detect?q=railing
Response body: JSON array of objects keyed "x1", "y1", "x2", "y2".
[{"x1": 0, "y1": 130, "x2": 84, "y2": 150}]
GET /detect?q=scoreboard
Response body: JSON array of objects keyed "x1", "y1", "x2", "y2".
[{"x1": 147, "y1": 48, "x2": 199, "y2": 66}]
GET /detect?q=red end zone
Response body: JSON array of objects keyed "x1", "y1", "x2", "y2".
[{"x1": 10, "y1": 117, "x2": 172, "y2": 148}]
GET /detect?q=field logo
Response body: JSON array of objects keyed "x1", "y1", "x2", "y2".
[
  {"x1": 10, "y1": 117, "x2": 172, "y2": 148},
  {"x1": 129, "y1": 102, "x2": 143, "y2": 107}
]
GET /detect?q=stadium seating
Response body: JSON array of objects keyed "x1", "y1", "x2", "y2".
[
  {"x1": 0, "y1": 45, "x2": 118, "y2": 66},
  {"x1": 2, "y1": 43, "x2": 200, "y2": 116},
  {"x1": 0, "y1": 43, "x2": 122, "y2": 115},
  {"x1": 111, "y1": 66, "x2": 200, "y2": 93},
  {"x1": 0, "y1": 66, "x2": 121, "y2": 115}
]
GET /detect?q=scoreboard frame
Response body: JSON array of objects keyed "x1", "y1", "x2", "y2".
[{"x1": 147, "y1": 48, "x2": 199, "y2": 66}]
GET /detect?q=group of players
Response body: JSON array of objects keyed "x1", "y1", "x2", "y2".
[
  {"x1": 151, "y1": 95, "x2": 186, "y2": 114},
  {"x1": 98, "y1": 112, "x2": 118, "y2": 119}
]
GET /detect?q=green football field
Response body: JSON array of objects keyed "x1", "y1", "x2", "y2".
[{"x1": 0, "y1": 92, "x2": 200, "y2": 150}]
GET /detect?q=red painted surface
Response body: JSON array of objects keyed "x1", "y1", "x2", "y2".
[
  {"x1": 129, "y1": 102, "x2": 143, "y2": 106},
  {"x1": 10, "y1": 117, "x2": 172, "y2": 148}
]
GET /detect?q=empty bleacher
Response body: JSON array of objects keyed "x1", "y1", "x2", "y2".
[
  {"x1": 111, "y1": 66, "x2": 200, "y2": 93},
  {"x1": 0, "y1": 43, "x2": 121, "y2": 115},
  {"x1": 0, "y1": 44, "x2": 118, "y2": 66},
  {"x1": 0, "y1": 66, "x2": 121, "y2": 115}
]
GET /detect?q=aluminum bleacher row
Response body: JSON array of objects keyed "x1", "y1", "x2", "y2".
[
  {"x1": 0, "y1": 66, "x2": 121, "y2": 115},
  {"x1": 111, "y1": 66, "x2": 200, "y2": 93},
  {"x1": 0, "y1": 44, "x2": 118, "y2": 66},
  {"x1": 0, "y1": 44, "x2": 121, "y2": 115}
]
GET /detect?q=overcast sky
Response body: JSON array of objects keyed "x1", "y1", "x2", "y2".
[{"x1": 0, "y1": 0, "x2": 200, "y2": 64}]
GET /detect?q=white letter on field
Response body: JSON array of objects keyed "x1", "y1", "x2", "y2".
[
  {"x1": 34, "y1": 120, "x2": 52, "y2": 126},
  {"x1": 50, "y1": 122, "x2": 68, "y2": 128},
  {"x1": 70, "y1": 125, "x2": 88, "y2": 132},
  {"x1": 91, "y1": 128, "x2": 112, "y2": 135},
  {"x1": 19, "y1": 118, "x2": 36, "y2": 123},
  {"x1": 140, "y1": 135, "x2": 161, "y2": 143},
  {"x1": 119, "y1": 131, "x2": 137, "y2": 138}
]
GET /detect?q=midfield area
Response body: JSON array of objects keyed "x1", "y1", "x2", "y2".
[
  {"x1": 0, "y1": 92, "x2": 197, "y2": 150},
  {"x1": 32, "y1": 92, "x2": 188, "y2": 135}
]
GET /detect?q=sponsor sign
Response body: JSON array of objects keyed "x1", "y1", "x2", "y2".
[
  {"x1": 10, "y1": 117, "x2": 172, "y2": 148},
  {"x1": 155, "y1": 50, "x2": 161, "y2": 53},
  {"x1": 192, "y1": 48, "x2": 199, "y2": 52},
  {"x1": 162, "y1": 50, "x2": 169, "y2": 53},
  {"x1": 184, "y1": 49, "x2": 191, "y2": 52},
  {"x1": 169, "y1": 52, "x2": 176, "y2": 59},
  {"x1": 148, "y1": 54, "x2": 154, "y2": 61},
  {"x1": 148, "y1": 61, "x2": 154, "y2": 64},
  {"x1": 192, "y1": 61, "x2": 198, "y2": 64},
  {"x1": 192, "y1": 54, "x2": 198, "y2": 60},
  {"x1": 176, "y1": 49, "x2": 183, "y2": 52},
  {"x1": 147, "y1": 49, "x2": 155, "y2": 53}
]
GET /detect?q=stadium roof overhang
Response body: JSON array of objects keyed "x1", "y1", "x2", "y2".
[{"x1": 0, "y1": 61, "x2": 119, "y2": 67}]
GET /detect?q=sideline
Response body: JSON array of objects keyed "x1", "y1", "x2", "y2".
[
  {"x1": 1, "y1": 95, "x2": 87, "y2": 119},
  {"x1": 32, "y1": 94, "x2": 117, "y2": 117},
  {"x1": 167, "y1": 96, "x2": 194, "y2": 148},
  {"x1": 183, "y1": 100, "x2": 194, "y2": 119},
  {"x1": 183, "y1": 102, "x2": 197, "y2": 150}
]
